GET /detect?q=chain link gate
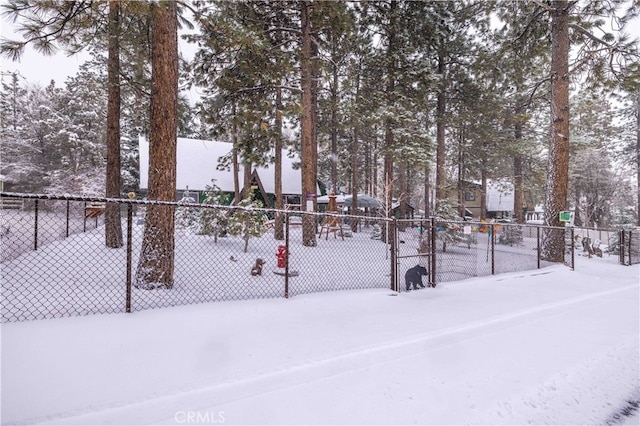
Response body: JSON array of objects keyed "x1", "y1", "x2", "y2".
[{"x1": 395, "y1": 218, "x2": 435, "y2": 292}]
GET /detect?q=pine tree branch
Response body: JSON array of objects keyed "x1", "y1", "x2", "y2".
[
  {"x1": 569, "y1": 23, "x2": 612, "y2": 48},
  {"x1": 0, "y1": 0, "x2": 97, "y2": 60},
  {"x1": 514, "y1": 7, "x2": 548, "y2": 43},
  {"x1": 529, "y1": 0, "x2": 554, "y2": 13}
]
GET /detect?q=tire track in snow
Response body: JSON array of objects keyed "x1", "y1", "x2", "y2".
[{"x1": 35, "y1": 283, "x2": 638, "y2": 425}]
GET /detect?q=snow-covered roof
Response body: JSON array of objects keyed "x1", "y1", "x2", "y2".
[
  {"x1": 317, "y1": 194, "x2": 346, "y2": 204},
  {"x1": 486, "y1": 181, "x2": 515, "y2": 213},
  {"x1": 139, "y1": 137, "x2": 306, "y2": 195}
]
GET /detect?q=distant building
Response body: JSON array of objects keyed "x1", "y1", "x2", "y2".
[
  {"x1": 444, "y1": 181, "x2": 482, "y2": 219},
  {"x1": 445, "y1": 180, "x2": 516, "y2": 220},
  {"x1": 138, "y1": 137, "x2": 323, "y2": 207}
]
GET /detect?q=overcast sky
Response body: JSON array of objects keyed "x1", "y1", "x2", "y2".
[
  {"x1": 0, "y1": 19, "x2": 197, "y2": 87},
  {"x1": 1, "y1": 8, "x2": 638, "y2": 89}
]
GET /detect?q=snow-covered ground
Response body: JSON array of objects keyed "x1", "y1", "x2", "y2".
[{"x1": 1, "y1": 253, "x2": 638, "y2": 425}]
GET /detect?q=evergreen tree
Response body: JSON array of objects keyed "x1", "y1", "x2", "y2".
[
  {"x1": 434, "y1": 200, "x2": 471, "y2": 252},
  {"x1": 0, "y1": 72, "x2": 29, "y2": 191},
  {"x1": 569, "y1": 91, "x2": 621, "y2": 227},
  {"x1": 198, "y1": 180, "x2": 229, "y2": 243},
  {"x1": 0, "y1": 0, "x2": 126, "y2": 246},
  {"x1": 2, "y1": 81, "x2": 66, "y2": 193},
  {"x1": 227, "y1": 190, "x2": 266, "y2": 253},
  {"x1": 51, "y1": 64, "x2": 108, "y2": 195},
  {"x1": 492, "y1": 0, "x2": 550, "y2": 223},
  {"x1": 542, "y1": 0, "x2": 636, "y2": 260},
  {"x1": 188, "y1": 0, "x2": 299, "y2": 244},
  {"x1": 175, "y1": 189, "x2": 199, "y2": 234},
  {"x1": 614, "y1": 62, "x2": 640, "y2": 226}
]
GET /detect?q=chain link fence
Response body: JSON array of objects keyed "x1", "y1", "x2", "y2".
[
  {"x1": 619, "y1": 230, "x2": 640, "y2": 266},
  {"x1": 0, "y1": 193, "x2": 602, "y2": 323},
  {"x1": 394, "y1": 219, "x2": 568, "y2": 291},
  {"x1": 1, "y1": 193, "x2": 394, "y2": 322}
]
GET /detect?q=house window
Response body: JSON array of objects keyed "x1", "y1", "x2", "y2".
[{"x1": 464, "y1": 191, "x2": 475, "y2": 202}]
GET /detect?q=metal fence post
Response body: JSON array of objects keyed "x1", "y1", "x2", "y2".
[
  {"x1": 628, "y1": 231, "x2": 633, "y2": 266},
  {"x1": 619, "y1": 230, "x2": 625, "y2": 265},
  {"x1": 83, "y1": 201, "x2": 87, "y2": 233},
  {"x1": 571, "y1": 227, "x2": 575, "y2": 270},
  {"x1": 284, "y1": 212, "x2": 290, "y2": 298},
  {"x1": 537, "y1": 226, "x2": 541, "y2": 269},
  {"x1": 390, "y1": 218, "x2": 397, "y2": 291},
  {"x1": 126, "y1": 204, "x2": 133, "y2": 313},
  {"x1": 66, "y1": 200, "x2": 70, "y2": 238},
  {"x1": 430, "y1": 216, "x2": 436, "y2": 288},
  {"x1": 491, "y1": 224, "x2": 495, "y2": 275},
  {"x1": 34, "y1": 199, "x2": 39, "y2": 251}
]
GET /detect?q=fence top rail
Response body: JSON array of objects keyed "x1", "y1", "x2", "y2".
[
  {"x1": 396, "y1": 217, "x2": 584, "y2": 233},
  {"x1": 0, "y1": 192, "x2": 393, "y2": 223}
]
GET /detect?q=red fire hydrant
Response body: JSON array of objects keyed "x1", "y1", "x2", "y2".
[{"x1": 276, "y1": 245, "x2": 288, "y2": 268}]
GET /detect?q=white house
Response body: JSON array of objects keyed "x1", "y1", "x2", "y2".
[{"x1": 139, "y1": 137, "x2": 321, "y2": 207}]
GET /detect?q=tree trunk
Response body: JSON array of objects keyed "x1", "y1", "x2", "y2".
[
  {"x1": 424, "y1": 165, "x2": 431, "y2": 218},
  {"x1": 513, "y1": 105, "x2": 524, "y2": 223},
  {"x1": 543, "y1": 0, "x2": 571, "y2": 262},
  {"x1": 135, "y1": 0, "x2": 178, "y2": 289},
  {"x1": 351, "y1": 125, "x2": 359, "y2": 231},
  {"x1": 435, "y1": 50, "x2": 446, "y2": 205},
  {"x1": 300, "y1": 0, "x2": 316, "y2": 247},
  {"x1": 382, "y1": 0, "x2": 397, "y2": 247},
  {"x1": 351, "y1": 61, "x2": 360, "y2": 230},
  {"x1": 365, "y1": 136, "x2": 371, "y2": 195},
  {"x1": 573, "y1": 190, "x2": 583, "y2": 227},
  {"x1": 481, "y1": 169, "x2": 487, "y2": 221},
  {"x1": 457, "y1": 127, "x2": 465, "y2": 218},
  {"x1": 232, "y1": 104, "x2": 240, "y2": 204},
  {"x1": 274, "y1": 86, "x2": 284, "y2": 240},
  {"x1": 513, "y1": 153, "x2": 524, "y2": 223},
  {"x1": 105, "y1": 0, "x2": 123, "y2": 249},
  {"x1": 243, "y1": 160, "x2": 251, "y2": 198},
  {"x1": 330, "y1": 63, "x2": 339, "y2": 193},
  {"x1": 399, "y1": 159, "x2": 406, "y2": 230}
]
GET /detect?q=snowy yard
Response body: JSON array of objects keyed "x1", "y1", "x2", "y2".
[{"x1": 1, "y1": 252, "x2": 638, "y2": 425}]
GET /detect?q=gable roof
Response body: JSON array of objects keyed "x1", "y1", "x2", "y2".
[{"x1": 139, "y1": 137, "x2": 306, "y2": 195}]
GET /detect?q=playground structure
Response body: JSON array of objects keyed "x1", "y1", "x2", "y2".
[{"x1": 318, "y1": 192, "x2": 345, "y2": 240}]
